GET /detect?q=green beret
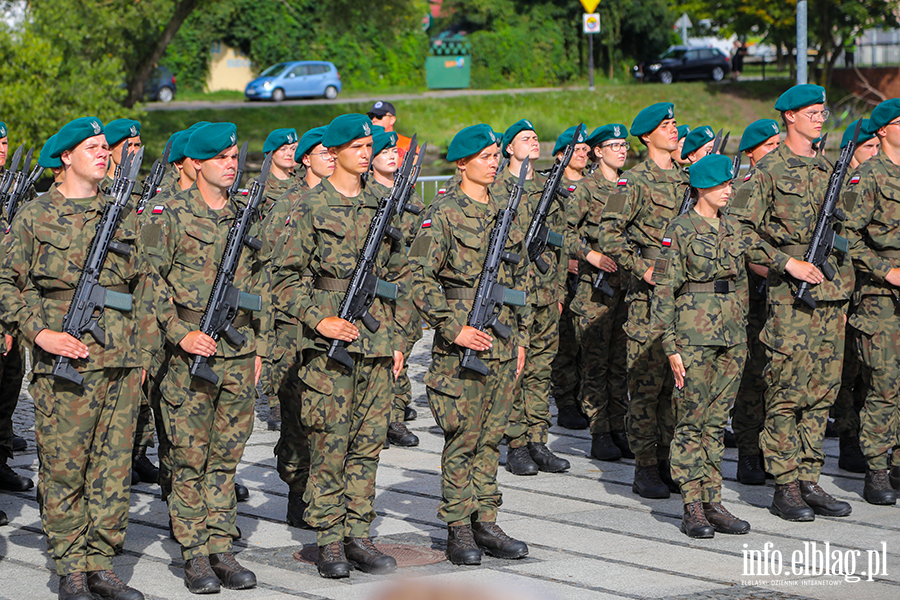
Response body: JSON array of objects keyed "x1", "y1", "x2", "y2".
[
  {"x1": 677, "y1": 125, "x2": 691, "y2": 141},
  {"x1": 868, "y1": 98, "x2": 900, "y2": 132},
  {"x1": 690, "y1": 154, "x2": 733, "y2": 189},
  {"x1": 501, "y1": 119, "x2": 536, "y2": 158},
  {"x1": 322, "y1": 114, "x2": 373, "y2": 148},
  {"x1": 587, "y1": 124, "x2": 629, "y2": 149},
  {"x1": 50, "y1": 117, "x2": 105, "y2": 158},
  {"x1": 263, "y1": 128, "x2": 299, "y2": 153},
  {"x1": 631, "y1": 102, "x2": 675, "y2": 138},
  {"x1": 169, "y1": 121, "x2": 210, "y2": 163},
  {"x1": 841, "y1": 119, "x2": 875, "y2": 149},
  {"x1": 0, "y1": 122, "x2": 6, "y2": 138},
  {"x1": 165, "y1": 131, "x2": 184, "y2": 163},
  {"x1": 774, "y1": 84, "x2": 826, "y2": 112},
  {"x1": 447, "y1": 124, "x2": 500, "y2": 162},
  {"x1": 38, "y1": 134, "x2": 62, "y2": 169},
  {"x1": 184, "y1": 122, "x2": 238, "y2": 160},
  {"x1": 372, "y1": 126, "x2": 398, "y2": 156},
  {"x1": 104, "y1": 119, "x2": 141, "y2": 147},
  {"x1": 553, "y1": 124, "x2": 587, "y2": 156},
  {"x1": 739, "y1": 119, "x2": 780, "y2": 152},
  {"x1": 295, "y1": 126, "x2": 328, "y2": 161},
  {"x1": 681, "y1": 125, "x2": 715, "y2": 160}
]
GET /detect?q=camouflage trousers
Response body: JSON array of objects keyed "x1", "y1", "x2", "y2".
[
  {"x1": 426, "y1": 353, "x2": 517, "y2": 525},
  {"x1": 626, "y1": 297, "x2": 675, "y2": 467},
  {"x1": 831, "y1": 325, "x2": 865, "y2": 435},
  {"x1": 0, "y1": 340, "x2": 24, "y2": 460},
  {"x1": 855, "y1": 296, "x2": 900, "y2": 470},
  {"x1": 572, "y1": 286, "x2": 628, "y2": 435},
  {"x1": 301, "y1": 352, "x2": 392, "y2": 546},
  {"x1": 147, "y1": 348, "x2": 172, "y2": 499},
  {"x1": 160, "y1": 349, "x2": 255, "y2": 560},
  {"x1": 550, "y1": 300, "x2": 580, "y2": 411},
  {"x1": 670, "y1": 344, "x2": 747, "y2": 504},
  {"x1": 507, "y1": 303, "x2": 559, "y2": 447},
  {"x1": 759, "y1": 301, "x2": 845, "y2": 484},
  {"x1": 391, "y1": 365, "x2": 413, "y2": 425},
  {"x1": 273, "y1": 322, "x2": 309, "y2": 496},
  {"x1": 133, "y1": 388, "x2": 155, "y2": 450},
  {"x1": 732, "y1": 292, "x2": 767, "y2": 455},
  {"x1": 32, "y1": 368, "x2": 140, "y2": 575}
]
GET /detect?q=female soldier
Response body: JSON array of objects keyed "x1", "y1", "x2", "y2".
[{"x1": 651, "y1": 153, "x2": 751, "y2": 538}]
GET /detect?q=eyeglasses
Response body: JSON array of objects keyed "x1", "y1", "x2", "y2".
[
  {"x1": 601, "y1": 142, "x2": 630, "y2": 151},
  {"x1": 887, "y1": 119, "x2": 900, "y2": 128},
  {"x1": 311, "y1": 151, "x2": 334, "y2": 160},
  {"x1": 798, "y1": 109, "x2": 830, "y2": 123}
]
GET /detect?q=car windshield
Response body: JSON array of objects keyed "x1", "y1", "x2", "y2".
[
  {"x1": 659, "y1": 48, "x2": 688, "y2": 60},
  {"x1": 260, "y1": 63, "x2": 290, "y2": 77}
]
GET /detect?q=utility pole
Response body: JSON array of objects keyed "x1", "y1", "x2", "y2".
[{"x1": 797, "y1": 0, "x2": 808, "y2": 84}]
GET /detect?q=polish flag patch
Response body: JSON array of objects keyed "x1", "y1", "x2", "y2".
[
  {"x1": 136, "y1": 207, "x2": 144, "y2": 214},
  {"x1": 744, "y1": 173, "x2": 752, "y2": 182},
  {"x1": 850, "y1": 175, "x2": 860, "y2": 185},
  {"x1": 421, "y1": 219, "x2": 432, "y2": 228},
  {"x1": 152, "y1": 205, "x2": 165, "y2": 214},
  {"x1": 438, "y1": 188, "x2": 447, "y2": 195},
  {"x1": 285, "y1": 216, "x2": 291, "y2": 226},
  {"x1": 568, "y1": 185, "x2": 577, "y2": 192},
  {"x1": 662, "y1": 238, "x2": 672, "y2": 247},
  {"x1": 617, "y1": 178, "x2": 628, "y2": 186}
]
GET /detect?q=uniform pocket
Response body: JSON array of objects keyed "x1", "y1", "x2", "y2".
[
  {"x1": 424, "y1": 367, "x2": 464, "y2": 433},
  {"x1": 298, "y1": 358, "x2": 333, "y2": 430}
]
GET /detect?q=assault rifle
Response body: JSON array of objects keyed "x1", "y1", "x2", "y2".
[
  {"x1": 4, "y1": 150, "x2": 42, "y2": 226},
  {"x1": 52, "y1": 147, "x2": 144, "y2": 386},
  {"x1": 794, "y1": 120, "x2": 860, "y2": 310},
  {"x1": 395, "y1": 142, "x2": 425, "y2": 218},
  {"x1": 524, "y1": 124, "x2": 585, "y2": 274},
  {"x1": 459, "y1": 158, "x2": 529, "y2": 376},
  {"x1": 189, "y1": 152, "x2": 272, "y2": 384},
  {"x1": 0, "y1": 145, "x2": 24, "y2": 200},
  {"x1": 326, "y1": 135, "x2": 419, "y2": 370},
  {"x1": 136, "y1": 139, "x2": 172, "y2": 214},
  {"x1": 227, "y1": 142, "x2": 249, "y2": 199}
]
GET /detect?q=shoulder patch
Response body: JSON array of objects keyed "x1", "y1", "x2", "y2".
[
  {"x1": 408, "y1": 235, "x2": 432, "y2": 258},
  {"x1": 662, "y1": 237, "x2": 672, "y2": 247},
  {"x1": 731, "y1": 188, "x2": 752, "y2": 210},
  {"x1": 743, "y1": 173, "x2": 752, "y2": 182},
  {"x1": 421, "y1": 219, "x2": 432, "y2": 228},
  {"x1": 438, "y1": 188, "x2": 447, "y2": 195},
  {"x1": 654, "y1": 258, "x2": 669, "y2": 278},
  {"x1": 141, "y1": 223, "x2": 162, "y2": 249},
  {"x1": 843, "y1": 191, "x2": 858, "y2": 213},
  {"x1": 152, "y1": 205, "x2": 165, "y2": 214},
  {"x1": 567, "y1": 185, "x2": 577, "y2": 192},
  {"x1": 605, "y1": 193, "x2": 627, "y2": 214},
  {"x1": 617, "y1": 178, "x2": 628, "y2": 186},
  {"x1": 849, "y1": 175, "x2": 860, "y2": 185}
]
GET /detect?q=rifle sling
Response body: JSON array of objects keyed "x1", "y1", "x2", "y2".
[
  {"x1": 313, "y1": 276, "x2": 398, "y2": 300},
  {"x1": 43, "y1": 284, "x2": 129, "y2": 300},
  {"x1": 176, "y1": 304, "x2": 251, "y2": 328}
]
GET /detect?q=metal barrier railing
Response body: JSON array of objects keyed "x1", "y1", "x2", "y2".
[{"x1": 417, "y1": 175, "x2": 452, "y2": 201}]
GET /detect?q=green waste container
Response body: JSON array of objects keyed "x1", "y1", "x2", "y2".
[{"x1": 426, "y1": 37, "x2": 471, "y2": 89}]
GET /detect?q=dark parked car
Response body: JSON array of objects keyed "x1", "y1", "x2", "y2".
[
  {"x1": 144, "y1": 66, "x2": 177, "y2": 102},
  {"x1": 244, "y1": 61, "x2": 342, "y2": 102},
  {"x1": 633, "y1": 46, "x2": 731, "y2": 84}
]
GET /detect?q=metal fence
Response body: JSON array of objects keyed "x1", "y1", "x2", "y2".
[{"x1": 417, "y1": 175, "x2": 452, "y2": 200}]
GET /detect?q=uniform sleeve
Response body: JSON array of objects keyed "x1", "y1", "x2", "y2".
[
  {"x1": 0, "y1": 213, "x2": 43, "y2": 342},
  {"x1": 651, "y1": 224, "x2": 686, "y2": 357},
  {"x1": 566, "y1": 192, "x2": 590, "y2": 260},
  {"x1": 250, "y1": 229, "x2": 272, "y2": 359},
  {"x1": 270, "y1": 203, "x2": 322, "y2": 331},
  {"x1": 844, "y1": 170, "x2": 892, "y2": 280},
  {"x1": 129, "y1": 215, "x2": 161, "y2": 369},
  {"x1": 726, "y1": 170, "x2": 792, "y2": 273},
  {"x1": 385, "y1": 238, "x2": 415, "y2": 355},
  {"x1": 598, "y1": 182, "x2": 644, "y2": 276},
  {"x1": 143, "y1": 211, "x2": 194, "y2": 347}
]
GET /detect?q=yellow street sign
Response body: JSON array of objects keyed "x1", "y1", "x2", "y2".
[{"x1": 580, "y1": 0, "x2": 600, "y2": 13}]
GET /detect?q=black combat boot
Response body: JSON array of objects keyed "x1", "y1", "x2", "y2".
[
  {"x1": 446, "y1": 524, "x2": 482, "y2": 565},
  {"x1": 344, "y1": 537, "x2": 397, "y2": 574},
  {"x1": 317, "y1": 540, "x2": 352, "y2": 578},
  {"x1": 132, "y1": 447, "x2": 159, "y2": 485},
  {"x1": 891, "y1": 464, "x2": 900, "y2": 490},
  {"x1": 632, "y1": 464, "x2": 670, "y2": 499},
  {"x1": 838, "y1": 432, "x2": 866, "y2": 473},
  {"x1": 798, "y1": 480, "x2": 852, "y2": 517},
  {"x1": 657, "y1": 459, "x2": 680, "y2": 494},
  {"x1": 267, "y1": 405, "x2": 281, "y2": 431},
  {"x1": 702, "y1": 502, "x2": 750, "y2": 534},
  {"x1": 769, "y1": 481, "x2": 815, "y2": 522},
  {"x1": 590, "y1": 433, "x2": 622, "y2": 461},
  {"x1": 528, "y1": 442, "x2": 570, "y2": 472},
  {"x1": 736, "y1": 453, "x2": 766, "y2": 486},
  {"x1": 681, "y1": 502, "x2": 715, "y2": 538},
  {"x1": 864, "y1": 469, "x2": 897, "y2": 505},
  {"x1": 86, "y1": 569, "x2": 145, "y2": 600},
  {"x1": 505, "y1": 446, "x2": 539, "y2": 476},
  {"x1": 183, "y1": 556, "x2": 221, "y2": 594},
  {"x1": 11, "y1": 435, "x2": 26, "y2": 452},
  {"x1": 0, "y1": 461, "x2": 33, "y2": 491},
  {"x1": 286, "y1": 490, "x2": 312, "y2": 529},
  {"x1": 557, "y1": 405, "x2": 588, "y2": 430},
  {"x1": 235, "y1": 481, "x2": 249, "y2": 502},
  {"x1": 723, "y1": 428, "x2": 737, "y2": 448},
  {"x1": 0, "y1": 510, "x2": 7, "y2": 526},
  {"x1": 58, "y1": 572, "x2": 94, "y2": 600},
  {"x1": 609, "y1": 430, "x2": 634, "y2": 459},
  {"x1": 209, "y1": 552, "x2": 257, "y2": 589},
  {"x1": 471, "y1": 521, "x2": 528, "y2": 559},
  {"x1": 387, "y1": 422, "x2": 419, "y2": 447},
  {"x1": 404, "y1": 405, "x2": 417, "y2": 421}
]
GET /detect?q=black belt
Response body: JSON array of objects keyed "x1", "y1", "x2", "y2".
[
  {"x1": 42, "y1": 284, "x2": 129, "y2": 301},
  {"x1": 677, "y1": 280, "x2": 735, "y2": 295},
  {"x1": 876, "y1": 250, "x2": 900, "y2": 259},
  {"x1": 176, "y1": 305, "x2": 251, "y2": 328}
]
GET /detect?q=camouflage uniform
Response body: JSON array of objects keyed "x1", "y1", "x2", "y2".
[
  {"x1": 270, "y1": 178, "x2": 413, "y2": 546},
  {"x1": 731, "y1": 269, "x2": 767, "y2": 456},
  {"x1": 597, "y1": 158, "x2": 688, "y2": 466},
  {"x1": 651, "y1": 211, "x2": 749, "y2": 502},
  {"x1": 408, "y1": 180, "x2": 531, "y2": 524},
  {"x1": 568, "y1": 171, "x2": 629, "y2": 435},
  {"x1": 143, "y1": 184, "x2": 270, "y2": 560},
  {"x1": 843, "y1": 155, "x2": 900, "y2": 470},
  {"x1": 0, "y1": 187, "x2": 156, "y2": 575},
  {"x1": 727, "y1": 143, "x2": 852, "y2": 485}
]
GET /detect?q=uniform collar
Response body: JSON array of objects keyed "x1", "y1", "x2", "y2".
[
  {"x1": 183, "y1": 183, "x2": 236, "y2": 220},
  {"x1": 450, "y1": 180, "x2": 495, "y2": 218},
  {"x1": 641, "y1": 157, "x2": 682, "y2": 183},
  {"x1": 778, "y1": 142, "x2": 830, "y2": 172},
  {"x1": 47, "y1": 185, "x2": 105, "y2": 217}
]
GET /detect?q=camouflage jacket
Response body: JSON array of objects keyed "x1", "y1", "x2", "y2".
[
  {"x1": 0, "y1": 186, "x2": 158, "y2": 373},
  {"x1": 408, "y1": 179, "x2": 532, "y2": 359},
  {"x1": 270, "y1": 177, "x2": 414, "y2": 358},
  {"x1": 651, "y1": 211, "x2": 749, "y2": 356},
  {"x1": 727, "y1": 143, "x2": 854, "y2": 305},
  {"x1": 597, "y1": 157, "x2": 689, "y2": 303},
  {"x1": 493, "y1": 166, "x2": 566, "y2": 306},
  {"x1": 260, "y1": 171, "x2": 295, "y2": 222},
  {"x1": 368, "y1": 179, "x2": 425, "y2": 247},
  {"x1": 142, "y1": 184, "x2": 271, "y2": 359}
]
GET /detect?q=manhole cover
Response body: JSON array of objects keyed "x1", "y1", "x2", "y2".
[{"x1": 293, "y1": 543, "x2": 445, "y2": 567}]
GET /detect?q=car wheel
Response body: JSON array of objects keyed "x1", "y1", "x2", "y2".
[
  {"x1": 272, "y1": 88, "x2": 285, "y2": 102},
  {"x1": 157, "y1": 86, "x2": 174, "y2": 103},
  {"x1": 711, "y1": 67, "x2": 725, "y2": 82},
  {"x1": 324, "y1": 85, "x2": 338, "y2": 100},
  {"x1": 659, "y1": 70, "x2": 673, "y2": 85}
]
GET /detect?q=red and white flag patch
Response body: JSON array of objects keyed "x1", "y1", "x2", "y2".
[
  {"x1": 438, "y1": 188, "x2": 447, "y2": 195},
  {"x1": 743, "y1": 173, "x2": 752, "y2": 182},
  {"x1": 152, "y1": 205, "x2": 165, "y2": 214},
  {"x1": 568, "y1": 185, "x2": 577, "y2": 192},
  {"x1": 850, "y1": 175, "x2": 860, "y2": 185},
  {"x1": 421, "y1": 219, "x2": 432, "y2": 228},
  {"x1": 617, "y1": 178, "x2": 628, "y2": 186},
  {"x1": 662, "y1": 238, "x2": 672, "y2": 247}
]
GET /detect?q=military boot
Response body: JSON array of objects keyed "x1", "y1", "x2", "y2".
[
  {"x1": 769, "y1": 481, "x2": 815, "y2": 522},
  {"x1": 610, "y1": 430, "x2": 634, "y2": 459},
  {"x1": 863, "y1": 469, "x2": 897, "y2": 505},
  {"x1": 505, "y1": 446, "x2": 538, "y2": 476},
  {"x1": 723, "y1": 428, "x2": 737, "y2": 448},
  {"x1": 838, "y1": 432, "x2": 866, "y2": 473},
  {"x1": 680, "y1": 501, "x2": 715, "y2": 538},
  {"x1": 736, "y1": 453, "x2": 766, "y2": 486},
  {"x1": 210, "y1": 552, "x2": 257, "y2": 589},
  {"x1": 235, "y1": 481, "x2": 249, "y2": 502},
  {"x1": 183, "y1": 556, "x2": 221, "y2": 594},
  {"x1": 387, "y1": 422, "x2": 419, "y2": 447},
  {"x1": 798, "y1": 480, "x2": 852, "y2": 517},
  {"x1": 86, "y1": 569, "x2": 145, "y2": 600},
  {"x1": 0, "y1": 461, "x2": 33, "y2": 491},
  {"x1": 446, "y1": 524, "x2": 482, "y2": 565},
  {"x1": 0, "y1": 510, "x2": 7, "y2": 526},
  {"x1": 471, "y1": 521, "x2": 528, "y2": 559},
  {"x1": 658, "y1": 459, "x2": 680, "y2": 494},
  {"x1": 286, "y1": 490, "x2": 312, "y2": 529},
  {"x1": 132, "y1": 447, "x2": 159, "y2": 485},
  {"x1": 317, "y1": 540, "x2": 351, "y2": 578},
  {"x1": 344, "y1": 537, "x2": 397, "y2": 574},
  {"x1": 557, "y1": 405, "x2": 588, "y2": 430},
  {"x1": 891, "y1": 464, "x2": 900, "y2": 490},
  {"x1": 527, "y1": 442, "x2": 570, "y2": 472},
  {"x1": 58, "y1": 572, "x2": 93, "y2": 600},
  {"x1": 11, "y1": 435, "x2": 26, "y2": 452},
  {"x1": 702, "y1": 502, "x2": 750, "y2": 534},
  {"x1": 632, "y1": 464, "x2": 670, "y2": 499},
  {"x1": 590, "y1": 433, "x2": 622, "y2": 461},
  {"x1": 404, "y1": 405, "x2": 417, "y2": 421}
]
